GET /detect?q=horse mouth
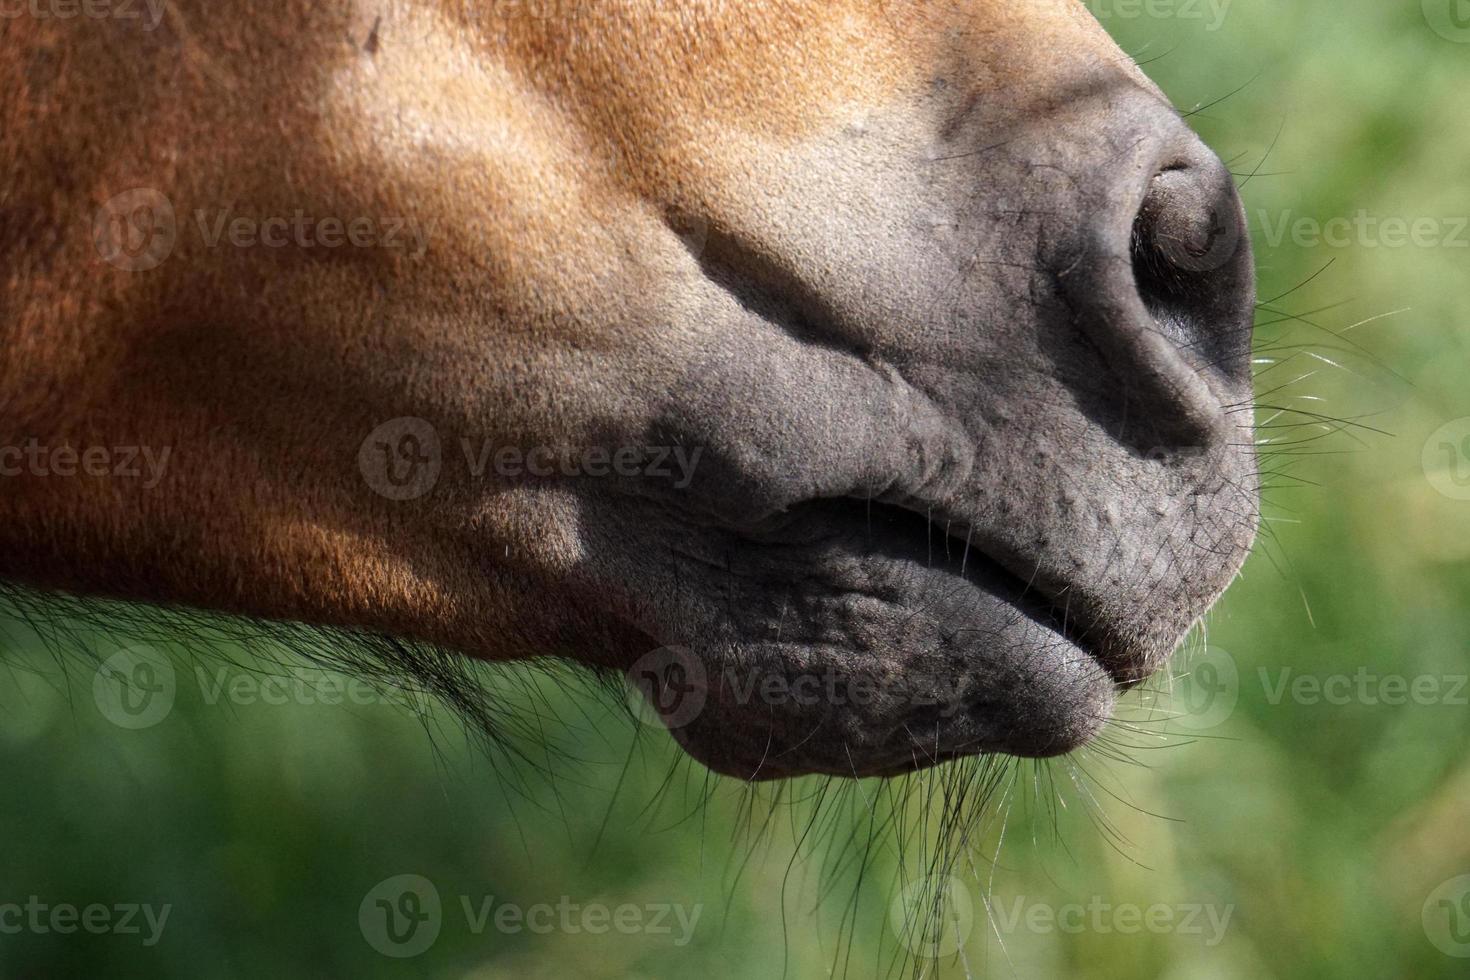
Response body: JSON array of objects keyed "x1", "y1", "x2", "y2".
[
  {"x1": 793, "y1": 496, "x2": 1129, "y2": 777},
  {"x1": 648, "y1": 443, "x2": 1260, "y2": 780},
  {"x1": 828, "y1": 497, "x2": 1139, "y2": 681}
]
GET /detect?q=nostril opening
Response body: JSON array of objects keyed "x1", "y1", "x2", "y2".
[
  {"x1": 1058, "y1": 142, "x2": 1257, "y2": 443},
  {"x1": 1130, "y1": 165, "x2": 1246, "y2": 299},
  {"x1": 1127, "y1": 161, "x2": 1253, "y2": 373}
]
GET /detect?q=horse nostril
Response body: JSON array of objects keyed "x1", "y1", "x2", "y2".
[
  {"x1": 1126, "y1": 155, "x2": 1253, "y2": 381},
  {"x1": 1132, "y1": 164, "x2": 1246, "y2": 291},
  {"x1": 1053, "y1": 114, "x2": 1256, "y2": 448}
]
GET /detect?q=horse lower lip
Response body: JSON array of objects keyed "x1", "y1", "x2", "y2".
[
  {"x1": 822, "y1": 497, "x2": 1126, "y2": 683},
  {"x1": 941, "y1": 536, "x2": 1127, "y2": 686},
  {"x1": 670, "y1": 498, "x2": 1124, "y2": 777}
]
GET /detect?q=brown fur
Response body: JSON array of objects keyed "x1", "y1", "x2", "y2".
[
  {"x1": 1, "y1": 1, "x2": 1140, "y2": 656},
  {"x1": 0, "y1": 1, "x2": 1257, "y2": 777}
]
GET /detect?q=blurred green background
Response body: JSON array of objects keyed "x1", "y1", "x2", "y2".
[{"x1": 4, "y1": 2, "x2": 1470, "y2": 977}]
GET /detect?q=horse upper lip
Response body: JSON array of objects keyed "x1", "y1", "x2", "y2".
[
  {"x1": 850, "y1": 497, "x2": 1137, "y2": 686},
  {"x1": 941, "y1": 528, "x2": 1134, "y2": 686}
]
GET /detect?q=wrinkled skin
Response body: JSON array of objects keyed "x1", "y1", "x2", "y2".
[{"x1": 0, "y1": 0, "x2": 1257, "y2": 779}]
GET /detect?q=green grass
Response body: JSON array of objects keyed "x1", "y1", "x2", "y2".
[{"x1": 4, "y1": 2, "x2": 1470, "y2": 976}]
